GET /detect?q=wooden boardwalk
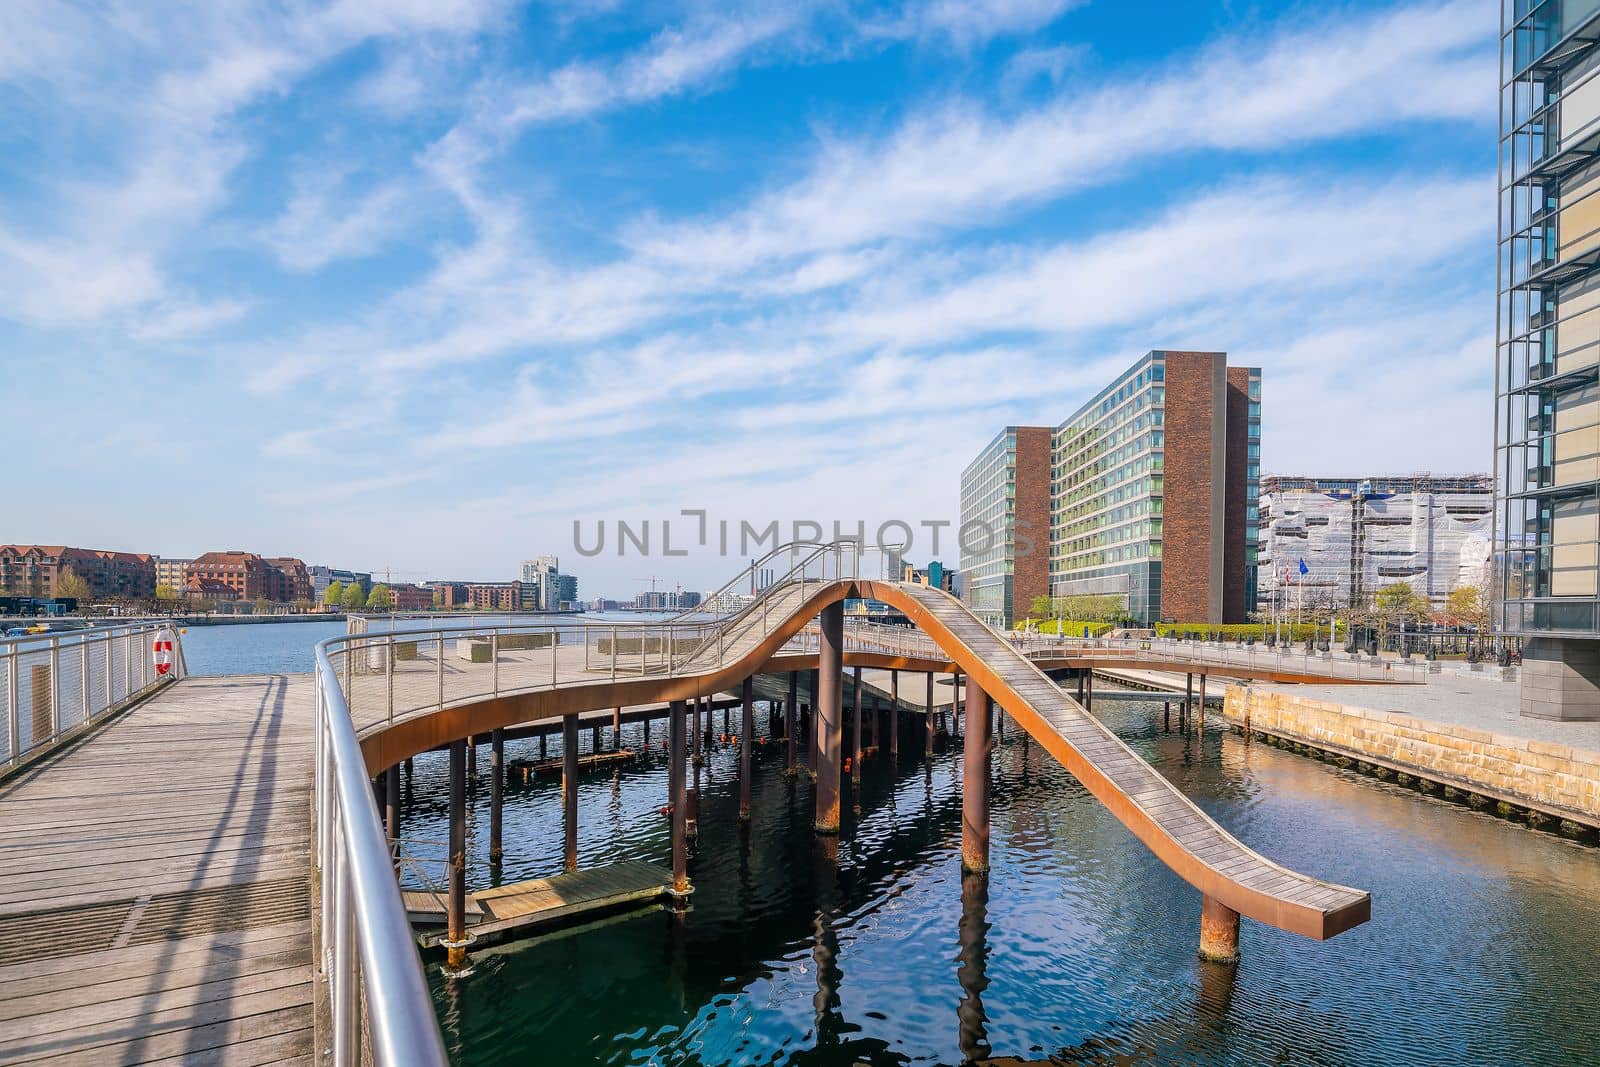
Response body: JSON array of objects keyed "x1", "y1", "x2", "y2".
[{"x1": 0, "y1": 674, "x2": 317, "y2": 1065}]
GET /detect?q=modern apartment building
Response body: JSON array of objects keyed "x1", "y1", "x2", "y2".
[
  {"x1": 958, "y1": 427, "x2": 1052, "y2": 627},
  {"x1": 960, "y1": 352, "x2": 1259, "y2": 628},
  {"x1": 308, "y1": 566, "x2": 373, "y2": 603},
  {"x1": 1258, "y1": 475, "x2": 1493, "y2": 612},
  {"x1": 1051, "y1": 351, "x2": 1259, "y2": 626},
  {"x1": 1498, "y1": 4, "x2": 1600, "y2": 718}
]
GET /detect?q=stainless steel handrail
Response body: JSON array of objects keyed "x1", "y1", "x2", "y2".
[
  {"x1": 313, "y1": 641, "x2": 450, "y2": 1067},
  {"x1": 309, "y1": 539, "x2": 898, "y2": 1063},
  {"x1": 1, "y1": 620, "x2": 184, "y2": 773}
]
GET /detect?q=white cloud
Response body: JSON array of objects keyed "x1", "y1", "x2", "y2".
[
  {"x1": 261, "y1": 173, "x2": 415, "y2": 272},
  {"x1": 628, "y1": 0, "x2": 1494, "y2": 270}
]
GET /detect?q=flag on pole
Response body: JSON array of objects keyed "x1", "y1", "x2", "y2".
[{"x1": 1298, "y1": 558, "x2": 1309, "y2": 578}]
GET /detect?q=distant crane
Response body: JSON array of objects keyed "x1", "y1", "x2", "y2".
[
  {"x1": 377, "y1": 567, "x2": 426, "y2": 585},
  {"x1": 636, "y1": 575, "x2": 663, "y2": 594}
]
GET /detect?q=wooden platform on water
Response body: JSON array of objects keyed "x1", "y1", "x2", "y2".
[
  {"x1": 411, "y1": 860, "x2": 673, "y2": 946},
  {"x1": 506, "y1": 747, "x2": 637, "y2": 782},
  {"x1": 0, "y1": 674, "x2": 317, "y2": 1065}
]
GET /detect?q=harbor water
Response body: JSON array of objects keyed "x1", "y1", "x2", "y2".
[{"x1": 389, "y1": 692, "x2": 1600, "y2": 1066}]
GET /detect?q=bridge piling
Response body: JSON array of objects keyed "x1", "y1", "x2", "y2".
[
  {"x1": 613, "y1": 706, "x2": 622, "y2": 750},
  {"x1": 691, "y1": 693, "x2": 703, "y2": 765},
  {"x1": 490, "y1": 728, "x2": 504, "y2": 861},
  {"x1": 563, "y1": 716, "x2": 579, "y2": 872},
  {"x1": 816, "y1": 601, "x2": 844, "y2": 833},
  {"x1": 962, "y1": 685, "x2": 992, "y2": 874},
  {"x1": 852, "y1": 667, "x2": 863, "y2": 785},
  {"x1": 467, "y1": 734, "x2": 477, "y2": 776},
  {"x1": 890, "y1": 669, "x2": 900, "y2": 756},
  {"x1": 1199, "y1": 894, "x2": 1240, "y2": 964},
  {"x1": 669, "y1": 699, "x2": 689, "y2": 895},
  {"x1": 809, "y1": 669, "x2": 821, "y2": 777},
  {"x1": 925, "y1": 673, "x2": 935, "y2": 756},
  {"x1": 740, "y1": 677, "x2": 754, "y2": 821},
  {"x1": 786, "y1": 672, "x2": 799, "y2": 774},
  {"x1": 446, "y1": 738, "x2": 469, "y2": 972},
  {"x1": 385, "y1": 765, "x2": 400, "y2": 842}
]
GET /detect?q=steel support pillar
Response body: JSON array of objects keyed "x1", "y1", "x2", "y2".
[
  {"x1": 446, "y1": 738, "x2": 468, "y2": 971},
  {"x1": 889, "y1": 669, "x2": 899, "y2": 756},
  {"x1": 669, "y1": 699, "x2": 689, "y2": 894},
  {"x1": 961, "y1": 684, "x2": 992, "y2": 874},
  {"x1": 562, "y1": 715, "x2": 579, "y2": 872},
  {"x1": 851, "y1": 667, "x2": 862, "y2": 783},
  {"x1": 786, "y1": 671, "x2": 799, "y2": 775},
  {"x1": 385, "y1": 764, "x2": 400, "y2": 843},
  {"x1": 740, "y1": 677, "x2": 754, "y2": 821},
  {"x1": 925, "y1": 672, "x2": 936, "y2": 756},
  {"x1": 489, "y1": 728, "x2": 504, "y2": 861},
  {"x1": 1199, "y1": 894, "x2": 1240, "y2": 964},
  {"x1": 816, "y1": 601, "x2": 843, "y2": 833}
]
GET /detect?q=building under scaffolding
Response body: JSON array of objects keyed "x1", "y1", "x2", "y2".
[{"x1": 1257, "y1": 474, "x2": 1493, "y2": 612}]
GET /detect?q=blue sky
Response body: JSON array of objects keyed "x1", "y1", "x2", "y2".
[{"x1": 0, "y1": 0, "x2": 1497, "y2": 597}]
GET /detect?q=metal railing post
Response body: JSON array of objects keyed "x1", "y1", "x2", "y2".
[
  {"x1": 492, "y1": 632, "x2": 500, "y2": 698},
  {"x1": 332, "y1": 832, "x2": 354, "y2": 1064},
  {"x1": 386, "y1": 636, "x2": 395, "y2": 725},
  {"x1": 103, "y1": 635, "x2": 113, "y2": 714},
  {"x1": 611, "y1": 626, "x2": 617, "y2": 683},
  {"x1": 552, "y1": 631, "x2": 558, "y2": 688},
  {"x1": 49, "y1": 638, "x2": 60, "y2": 741},
  {"x1": 80, "y1": 639, "x2": 89, "y2": 725},
  {"x1": 5, "y1": 654, "x2": 16, "y2": 765},
  {"x1": 437, "y1": 637, "x2": 445, "y2": 711}
]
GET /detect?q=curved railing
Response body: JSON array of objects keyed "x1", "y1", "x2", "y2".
[
  {"x1": 1029, "y1": 634, "x2": 1429, "y2": 683},
  {"x1": 310, "y1": 541, "x2": 900, "y2": 1063},
  {"x1": 313, "y1": 642, "x2": 450, "y2": 1066},
  {"x1": 1, "y1": 621, "x2": 184, "y2": 775}
]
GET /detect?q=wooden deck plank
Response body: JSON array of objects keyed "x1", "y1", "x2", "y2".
[{"x1": 0, "y1": 674, "x2": 317, "y2": 1066}]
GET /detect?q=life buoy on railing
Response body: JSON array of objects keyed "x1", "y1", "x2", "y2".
[{"x1": 153, "y1": 631, "x2": 174, "y2": 677}]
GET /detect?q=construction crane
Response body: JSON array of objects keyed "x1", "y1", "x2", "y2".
[
  {"x1": 636, "y1": 575, "x2": 663, "y2": 594},
  {"x1": 377, "y1": 567, "x2": 427, "y2": 585}
]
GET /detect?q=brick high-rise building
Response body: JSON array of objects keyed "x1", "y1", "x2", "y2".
[
  {"x1": 0, "y1": 546, "x2": 156, "y2": 602},
  {"x1": 961, "y1": 351, "x2": 1260, "y2": 628}
]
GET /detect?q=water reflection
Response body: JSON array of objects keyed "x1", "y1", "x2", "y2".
[{"x1": 412, "y1": 694, "x2": 1600, "y2": 1066}]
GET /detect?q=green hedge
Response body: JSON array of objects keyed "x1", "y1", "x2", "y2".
[
  {"x1": 1154, "y1": 622, "x2": 1342, "y2": 641},
  {"x1": 1025, "y1": 619, "x2": 1115, "y2": 637}
]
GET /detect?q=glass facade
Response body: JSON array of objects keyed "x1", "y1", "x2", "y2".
[
  {"x1": 959, "y1": 428, "x2": 1018, "y2": 627},
  {"x1": 1049, "y1": 353, "x2": 1167, "y2": 623},
  {"x1": 1496, "y1": 0, "x2": 1600, "y2": 635}
]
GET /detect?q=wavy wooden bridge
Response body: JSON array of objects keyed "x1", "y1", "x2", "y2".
[{"x1": 0, "y1": 543, "x2": 1402, "y2": 1063}]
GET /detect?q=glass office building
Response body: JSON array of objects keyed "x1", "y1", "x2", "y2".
[{"x1": 1498, "y1": 1, "x2": 1600, "y2": 718}]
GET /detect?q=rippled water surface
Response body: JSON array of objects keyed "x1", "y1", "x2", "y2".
[{"x1": 399, "y1": 693, "x2": 1600, "y2": 1066}]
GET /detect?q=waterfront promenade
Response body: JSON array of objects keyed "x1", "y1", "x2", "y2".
[{"x1": 0, "y1": 675, "x2": 315, "y2": 1064}]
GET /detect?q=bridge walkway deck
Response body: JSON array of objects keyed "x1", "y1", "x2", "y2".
[{"x1": 0, "y1": 674, "x2": 317, "y2": 1066}]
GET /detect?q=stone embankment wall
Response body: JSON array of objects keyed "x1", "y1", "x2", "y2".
[{"x1": 1223, "y1": 686, "x2": 1600, "y2": 831}]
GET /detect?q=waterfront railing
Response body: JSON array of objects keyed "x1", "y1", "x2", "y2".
[
  {"x1": 310, "y1": 539, "x2": 904, "y2": 1063},
  {"x1": 0, "y1": 621, "x2": 185, "y2": 775}
]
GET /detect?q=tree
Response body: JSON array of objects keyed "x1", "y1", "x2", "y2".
[
  {"x1": 1373, "y1": 582, "x2": 1431, "y2": 629},
  {"x1": 366, "y1": 583, "x2": 391, "y2": 611},
  {"x1": 340, "y1": 582, "x2": 366, "y2": 610},
  {"x1": 322, "y1": 580, "x2": 345, "y2": 607},
  {"x1": 1444, "y1": 584, "x2": 1489, "y2": 630},
  {"x1": 154, "y1": 584, "x2": 178, "y2": 601},
  {"x1": 55, "y1": 567, "x2": 91, "y2": 602}
]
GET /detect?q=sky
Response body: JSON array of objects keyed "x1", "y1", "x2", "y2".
[{"x1": 0, "y1": 0, "x2": 1498, "y2": 598}]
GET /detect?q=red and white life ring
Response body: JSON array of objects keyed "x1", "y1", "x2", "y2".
[{"x1": 153, "y1": 632, "x2": 174, "y2": 677}]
